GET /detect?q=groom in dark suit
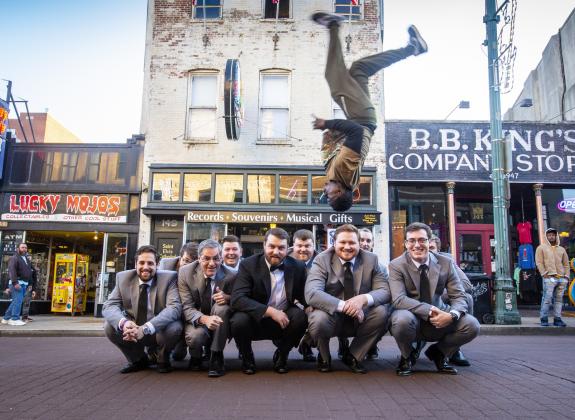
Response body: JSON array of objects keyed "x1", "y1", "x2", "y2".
[
  {"x1": 230, "y1": 228, "x2": 308, "y2": 375},
  {"x1": 388, "y1": 222, "x2": 480, "y2": 376}
]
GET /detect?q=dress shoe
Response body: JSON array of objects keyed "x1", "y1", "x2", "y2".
[
  {"x1": 202, "y1": 346, "x2": 210, "y2": 361},
  {"x1": 298, "y1": 341, "x2": 316, "y2": 362},
  {"x1": 365, "y1": 345, "x2": 378, "y2": 361},
  {"x1": 157, "y1": 362, "x2": 172, "y2": 373},
  {"x1": 396, "y1": 356, "x2": 413, "y2": 376},
  {"x1": 311, "y1": 12, "x2": 344, "y2": 28},
  {"x1": 337, "y1": 337, "x2": 350, "y2": 360},
  {"x1": 317, "y1": 353, "x2": 332, "y2": 373},
  {"x1": 411, "y1": 340, "x2": 426, "y2": 366},
  {"x1": 273, "y1": 349, "x2": 290, "y2": 374},
  {"x1": 146, "y1": 347, "x2": 159, "y2": 366},
  {"x1": 241, "y1": 352, "x2": 256, "y2": 375},
  {"x1": 208, "y1": 351, "x2": 225, "y2": 377},
  {"x1": 343, "y1": 354, "x2": 367, "y2": 374},
  {"x1": 424, "y1": 344, "x2": 458, "y2": 375},
  {"x1": 554, "y1": 317, "x2": 567, "y2": 327},
  {"x1": 449, "y1": 350, "x2": 471, "y2": 367},
  {"x1": 188, "y1": 357, "x2": 203, "y2": 371},
  {"x1": 120, "y1": 358, "x2": 148, "y2": 374}
]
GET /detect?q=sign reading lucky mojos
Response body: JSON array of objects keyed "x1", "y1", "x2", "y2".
[{"x1": 385, "y1": 121, "x2": 575, "y2": 183}]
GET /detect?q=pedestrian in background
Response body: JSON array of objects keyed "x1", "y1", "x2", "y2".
[{"x1": 2, "y1": 243, "x2": 34, "y2": 326}]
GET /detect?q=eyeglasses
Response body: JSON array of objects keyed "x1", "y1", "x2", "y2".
[
  {"x1": 199, "y1": 256, "x2": 221, "y2": 263},
  {"x1": 405, "y1": 238, "x2": 429, "y2": 246}
]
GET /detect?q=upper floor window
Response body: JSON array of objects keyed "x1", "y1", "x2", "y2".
[
  {"x1": 193, "y1": 0, "x2": 222, "y2": 20},
  {"x1": 334, "y1": 0, "x2": 362, "y2": 21},
  {"x1": 186, "y1": 72, "x2": 218, "y2": 141},
  {"x1": 264, "y1": 0, "x2": 290, "y2": 19},
  {"x1": 259, "y1": 72, "x2": 290, "y2": 141}
]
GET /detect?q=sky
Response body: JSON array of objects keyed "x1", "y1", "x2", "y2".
[{"x1": 2, "y1": 1, "x2": 575, "y2": 142}]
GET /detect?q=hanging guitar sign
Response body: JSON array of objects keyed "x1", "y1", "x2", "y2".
[{"x1": 224, "y1": 59, "x2": 243, "y2": 140}]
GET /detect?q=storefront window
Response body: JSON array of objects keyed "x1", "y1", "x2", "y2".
[
  {"x1": 311, "y1": 175, "x2": 327, "y2": 204},
  {"x1": 247, "y1": 174, "x2": 276, "y2": 204},
  {"x1": 356, "y1": 176, "x2": 372, "y2": 205},
  {"x1": 542, "y1": 188, "x2": 575, "y2": 259},
  {"x1": 186, "y1": 223, "x2": 226, "y2": 243},
  {"x1": 152, "y1": 173, "x2": 181, "y2": 201},
  {"x1": 279, "y1": 175, "x2": 308, "y2": 204},
  {"x1": 456, "y1": 202, "x2": 494, "y2": 224},
  {"x1": 215, "y1": 174, "x2": 243, "y2": 203},
  {"x1": 183, "y1": 173, "x2": 212, "y2": 202}
]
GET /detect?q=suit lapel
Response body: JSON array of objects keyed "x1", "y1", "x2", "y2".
[
  {"x1": 283, "y1": 258, "x2": 294, "y2": 303},
  {"x1": 353, "y1": 252, "x2": 364, "y2": 294},
  {"x1": 130, "y1": 275, "x2": 139, "y2": 315},
  {"x1": 331, "y1": 252, "x2": 344, "y2": 286},
  {"x1": 150, "y1": 276, "x2": 158, "y2": 315},
  {"x1": 428, "y1": 253, "x2": 440, "y2": 299},
  {"x1": 405, "y1": 254, "x2": 421, "y2": 294},
  {"x1": 259, "y1": 255, "x2": 272, "y2": 298},
  {"x1": 194, "y1": 265, "x2": 206, "y2": 307}
]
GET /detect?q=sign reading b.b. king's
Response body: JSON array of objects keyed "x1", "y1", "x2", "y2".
[
  {"x1": 385, "y1": 121, "x2": 575, "y2": 183},
  {"x1": 2, "y1": 193, "x2": 128, "y2": 223}
]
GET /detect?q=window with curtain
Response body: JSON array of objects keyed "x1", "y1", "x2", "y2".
[
  {"x1": 259, "y1": 72, "x2": 290, "y2": 140},
  {"x1": 186, "y1": 72, "x2": 218, "y2": 140}
]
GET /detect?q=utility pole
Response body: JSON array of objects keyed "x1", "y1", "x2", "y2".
[{"x1": 483, "y1": 0, "x2": 521, "y2": 324}]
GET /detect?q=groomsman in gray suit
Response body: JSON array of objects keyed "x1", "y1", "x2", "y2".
[
  {"x1": 388, "y1": 222, "x2": 480, "y2": 376},
  {"x1": 103, "y1": 245, "x2": 183, "y2": 374},
  {"x1": 305, "y1": 224, "x2": 391, "y2": 374},
  {"x1": 178, "y1": 239, "x2": 236, "y2": 377}
]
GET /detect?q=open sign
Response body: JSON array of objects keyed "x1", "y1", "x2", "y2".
[{"x1": 557, "y1": 198, "x2": 575, "y2": 213}]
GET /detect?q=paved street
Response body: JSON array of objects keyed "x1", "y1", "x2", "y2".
[{"x1": 1, "y1": 335, "x2": 574, "y2": 419}]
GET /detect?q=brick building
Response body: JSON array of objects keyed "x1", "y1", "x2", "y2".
[
  {"x1": 139, "y1": 0, "x2": 389, "y2": 259},
  {"x1": 7, "y1": 112, "x2": 82, "y2": 143}
]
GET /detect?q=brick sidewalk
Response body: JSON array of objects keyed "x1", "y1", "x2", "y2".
[{"x1": 1, "y1": 336, "x2": 574, "y2": 419}]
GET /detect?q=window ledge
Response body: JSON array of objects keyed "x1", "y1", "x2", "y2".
[
  {"x1": 190, "y1": 19, "x2": 224, "y2": 24},
  {"x1": 256, "y1": 138, "x2": 292, "y2": 146},
  {"x1": 183, "y1": 138, "x2": 218, "y2": 145},
  {"x1": 259, "y1": 19, "x2": 295, "y2": 23}
]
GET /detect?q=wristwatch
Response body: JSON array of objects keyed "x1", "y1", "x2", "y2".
[{"x1": 142, "y1": 325, "x2": 152, "y2": 335}]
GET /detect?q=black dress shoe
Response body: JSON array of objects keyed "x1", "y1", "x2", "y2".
[
  {"x1": 298, "y1": 341, "x2": 316, "y2": 362},
  {"x1": 365, "y1": 345, "x2": 378, "y2": 361},
  {"x1": 208, "y1": 351, "x2": 225, "y2": 377},
  {"x1": 411, "y1": 340, "x2": 426, "y2": 366},
  {"x1": 396, "y1": 356, "x2": 413, "y2": 376},
  {"x1": 188, "y1": 357, "x2": 203, "y2": 371},
  {"x1": 424, "y1": 344, "x2": 458, "y2": 375},
  {"x1": 241, "y1": 352, "x2": 256, "y2": 375},
  {"x1": 120, "y1": 358, "x2": 148, "y2": 374},
  {"x1": 449, "y1": 350, "x2": 471, "y2": 367},
  {"x1": 273, "y1": 349, "x2": 290, "y2": 374},
  {"x1": 157, "y1": 362, "x2": 172, "y2": 373},
  {"x1": 343, "y1": 354, "x2": 367, "y2": 374},
  {"x1": 337, "y1": 337, "x2": 350, "y2": 360},
  {"x1": 317, "y1": 352, "x2": 332, "y2": 373}
]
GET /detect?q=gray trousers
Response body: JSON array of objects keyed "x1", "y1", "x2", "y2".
[
  {"x1": 308, "y1": 304, "x2": 390, "y2": 362},
  {"x1": 326, "y1": 24, "x2": 411, "y2": 126},
  {"x1": 389, "y1": 309, "x2": 480, "y2": 359},
  {"x1": 104, "y1": 320, "x2": 183, "y2": 364},
  {"x1": 184, "y1": 304, "x2": 231, "y2": 357}
]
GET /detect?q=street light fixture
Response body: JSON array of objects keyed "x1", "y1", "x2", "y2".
[
  {"x1": 518, "y1": 98, "x2": 533, "y2": 108},
  {"x1": 444, "y1": 100, "x2": 470, "y2": 120}
]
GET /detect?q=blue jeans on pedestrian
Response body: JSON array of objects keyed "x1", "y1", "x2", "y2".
[
  {"x1": 540, "y1": 277, "x2": 568, "y2": 319},
  {"x1": 3, "y1": 282, "x2": 26, "y2": 321}
]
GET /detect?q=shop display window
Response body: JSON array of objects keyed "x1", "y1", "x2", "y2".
[
  {"x1": 184, "y1": 173, "x2": 212, "y2": 202},
  {"x1": 542, "y1": 188, "x2": 575, "y2": 260},
  {"x1": 247, "y1": 174, "x2": 276, "y2": 204},
  {"x1": 186, "y1": 223, "x2": 225, "y2": 243},
  {"x1": 215, "y1": 174, "x2": 243, "y2": 203},
  {"x1": 311, "y1": 175, "x2": 327, "y2": 204},
  {"x1": 152, "y1": 173, "x2": 181, "y2": 201},
  {"x1": 279, "y1": 175, "x2": 308, "y2": 204}
]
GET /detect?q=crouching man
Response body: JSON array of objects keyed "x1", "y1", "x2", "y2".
[{"x1": 103, "y1": 245, "x2": 183, "y2": 374}]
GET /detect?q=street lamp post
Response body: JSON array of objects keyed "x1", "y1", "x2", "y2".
[{"x1": 483, "y1": 0, "x2": 521, "y2": 324}]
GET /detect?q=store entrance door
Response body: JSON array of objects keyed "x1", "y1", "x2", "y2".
[{"x1": 456, "y1": 224, "x2": 495, "y2": 276}]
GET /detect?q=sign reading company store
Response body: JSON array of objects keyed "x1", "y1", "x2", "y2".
[{"x1": 2, "y1": 193, "x2": 129, "y2": 223}]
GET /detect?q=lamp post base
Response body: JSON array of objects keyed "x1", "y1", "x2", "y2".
[{"x1": 493, "y1": 279, "x2": 522, "y2": 325}]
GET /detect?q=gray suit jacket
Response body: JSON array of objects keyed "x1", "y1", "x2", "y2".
[
  {"x1": 178, "y1": 261, "x2": 236, "y2": 325},
  {"x1": 388, "y1": 252, "x2": 468, "y2": 320},
  {"x1": 102, "y1": 269, "x2": 182, "y2": 331},
  {"x1": 158, "y1": 257, "x2": 180, "y2": 271},
  {"x1": 305, "y1": 248, "x2": 391, "y2": 315}
]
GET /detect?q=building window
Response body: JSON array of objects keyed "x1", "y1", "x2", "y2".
[
  {"x1": 183, "y1": 173, "x2": 212, "y2": 202},
  {"x1": 247, "y1": 174, "x2": 276, "y2": 204},
  {"x1": 264, "y1": 0, "x2": 290, "y2": 19},
  {"x1": 11, "y1": 151, "x2": 31, "y2": 183},
  {"x1": 356, "y1": 176, "x2": 372, "y2": 205},
  {"x1": 279, "y1": 174, "x2": 308, "y2": 204},
  {"x1": 193, "y1": 0, "x2": 222, "y2": 20},
  {"x1": 152, "y1": 173, "x2": 181, "y2": 201},
  {"x1": 311, "y1": 175, "x2": 328, "y2": 205},
  {"x1": 215, "y1": 174, "x2": 243, "y2": 203},
  {"x1": 334, "y1": 0, "x2": 362, "y2": 20},
  {"x1": 259, "y1": 72, "x2": 290, "y2": 141},
  {"x1": 186, "y1": 72, "x2": 218, "y2": 141}
]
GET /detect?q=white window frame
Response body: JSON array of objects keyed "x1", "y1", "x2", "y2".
[
  {"x1": 192, "y1": 0, "x2": 223, "y2": 21},
  {"x1": 185, "y1": 71, "x2": 219, "y2": 143},
  {"x1": 258, "y1": 70, "x2": 291, "y2": 144},
  {"x1": 333, "y1": 0, "x2": 363, "y2": 21}
]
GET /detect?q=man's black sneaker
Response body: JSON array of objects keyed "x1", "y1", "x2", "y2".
[
  {"x1": 311, "y1": 12, "x2": 344, "y2": 28},
  {"x1": 553, "y1": 317, "x2": 567, "y2": 327}
]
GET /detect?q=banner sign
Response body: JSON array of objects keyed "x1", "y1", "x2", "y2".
[
  {"x1": 2, "y1": 193, "x2": 129, "y2": 223},
  {"x1": 187, "y1": 210, "x2": 380, "y2": 226},
  {"x1": 385, "y1": 121, "x2": 575, "y2": 183},
  {"x1": 0, "y1": 98, "x2": 9, "y2": 180}
]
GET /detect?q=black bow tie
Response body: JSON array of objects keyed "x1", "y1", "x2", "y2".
[{"x1": 270, "y1": 262, "x2": 285, "y2": 272}]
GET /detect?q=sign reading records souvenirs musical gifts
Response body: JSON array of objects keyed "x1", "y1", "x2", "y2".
[
  {"x1": 2, "y1": 193, "x2": 129, "y2": 223},
  {"x1": 385, "y1": 121, "x2": 575, "y2": 183}
]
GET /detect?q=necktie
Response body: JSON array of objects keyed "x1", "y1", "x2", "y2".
[
  {"x1": 201, "y1": 277, "x2": 213, "y2": 315},
  {"x1": 343, "y1": 262, "x2": 354, "y2": 300},
  {"x1": 419, "y1": 264, "x2": 431, "y2": 304},
  {"x1": 136, "y1": 284, "x2": 149, "y2": 326}
]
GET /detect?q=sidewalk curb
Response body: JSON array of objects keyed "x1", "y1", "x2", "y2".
[{"x1": 0, "y1": 330, "x2": 105, "y2": 337}]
